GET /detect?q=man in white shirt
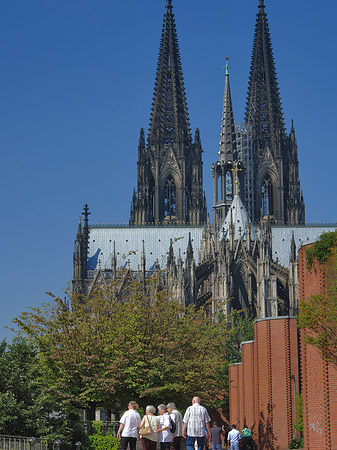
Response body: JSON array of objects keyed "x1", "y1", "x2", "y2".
[
  {"x1": 117, "y1": 401, "x2": 142, "y2": 450},
  {"x1": 157, "y1": 404, "x2": 172, "y2": 450},
  {"x1": 167, "y1": 402, "x2": 183, "y2": 450},
  {"x1": 227, "y1": 424, "x2": 240, "y2": 450},
  {"x1": 182, "y1": 396, "x2": 211, "y2": 450}
]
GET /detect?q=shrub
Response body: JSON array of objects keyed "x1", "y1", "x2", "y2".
[{"x1": 88, "y1": 421, "x2": 119, "y2": 450}]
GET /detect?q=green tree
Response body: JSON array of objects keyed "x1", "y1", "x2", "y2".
[
  {"x1": 225, "y1": 310, "x2": 255, "y2": 364},
  {"x1": 0, "y1": 337, "x2": 47, "y2": 435},
  {"x1": 14, "y1": 277, "x2": 233, "y2": 412},
  {"x1": 0, "y1": 337, "x2": 86, "y2": 446},
  {"x1": 299, "y1": 231, "x2": 337, "y2": 367}
]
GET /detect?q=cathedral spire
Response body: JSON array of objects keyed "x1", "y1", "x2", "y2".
[
  {"x1": 219, "y1": 57, "x2": 236, "y2": 161},
  {"x1": 245, "y1": 0, "x2": 285, "y2": 154},
  {"x1": 242, "y1": 0, "x2": 304, "y2": 225},
  {"x1": 148, "y1": 0, "x2": 191, "y2": 148},
  {"x1": 130, "y1": 0, "x2": 206, "y2": 226}
]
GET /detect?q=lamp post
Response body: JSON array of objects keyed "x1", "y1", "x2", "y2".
[
  {"x1": 54, "y1": 439, "x2": 62, "y2": 450},
  {"x1": 28, "y1": 437, "x2": 36, "y2": 450}
]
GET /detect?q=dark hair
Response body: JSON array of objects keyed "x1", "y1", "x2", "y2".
[{"x1": 231, "y1": 424, "x2": 236, "y2": 429}]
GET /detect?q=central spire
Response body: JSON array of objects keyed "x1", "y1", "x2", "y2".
[
  {"x1": 148, "y1": 0, "x2": 192, "y2": 148},
  {"x1": 219, "y1": 57, "x2": 236, "y2": 161}
]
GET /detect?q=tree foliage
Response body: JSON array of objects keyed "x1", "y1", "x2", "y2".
[
  {"x1": 305, "y1": 230, "x2": 337, "y2": 271},
  {"x1": 14, "y1": 277, "x2": 236, "y2": 412},
  {"x1": 0, "y1": 337, "x2": 46, "y2": 436},
  {"x1": 0, "y1": 337, "x2": 86, "y2": 445},
  {"x1": 299, "y1": 232, "x2": 337, "y2": 367},
  {"x1": 225, "y1": 310, "x2": 255, "y2": 364}
]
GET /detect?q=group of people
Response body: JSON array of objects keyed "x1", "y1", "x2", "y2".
[
  {"x1": 225, "y1": 424, "x2": 257, "y2": 450},
  {"x1": 116, "y1": 397, "x2": 256, "y2": 450}
]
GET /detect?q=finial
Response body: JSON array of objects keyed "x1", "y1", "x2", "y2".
[
  {"x1": 259, "y1": 0, "x2": 265, "y2": 9},
  {"x1": 231, "y1": 162, "x2": 242, "y2": 196},
  {"x1": 82, "y1": 204, "x2": 91, "y2": 226},
  {"x1": 224, "y1": 57, "x2": 230, "y2": 76}
]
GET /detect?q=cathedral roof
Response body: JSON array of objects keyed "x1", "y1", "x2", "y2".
[
  {"x1": 221, "y1": 194, "x2": 255, "y2": 241},
  {"x1": 86, "y1": 225, "x2": 203, "y2": 274},
  {"x1": 84, "y1": 222, "x2": 336, "y2": 275}
]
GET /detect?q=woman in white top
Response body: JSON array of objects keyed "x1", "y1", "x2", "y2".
[
  {"x1": 117, "y1": 401, "x2": 142, "y2": 450},
  {"x1": 157, "y1": 404, "x2": 172, "y2": 450},
  {"x1": 139, "y1": 405, "x2": 159, "y2": 450}
]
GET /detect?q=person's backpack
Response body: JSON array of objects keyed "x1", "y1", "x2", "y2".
[{"x1": 170, "y1": 415, "x2": 176, "y2": 434}]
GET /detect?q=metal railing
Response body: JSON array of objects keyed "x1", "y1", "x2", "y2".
[{"x1": 0, "y1": 436, "x2": 48, "y2": 450}]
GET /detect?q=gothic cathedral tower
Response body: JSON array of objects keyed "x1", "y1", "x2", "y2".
[
  {"x1": 245, "y1": 0, "x2": 305, "y2": 224},
  {"x1": 130, "y1": 0, "x2": 207, "y2": 225}
]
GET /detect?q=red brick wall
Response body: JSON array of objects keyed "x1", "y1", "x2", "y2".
[
  {"x1": 241, "y1": 341, "x2": 255, "y2": 432},
  {"x1": 229, "y1": 317, "x2": 299, "y2": 450},
  {"x1": 299, "y1": 245, "x2": 337, "y2": 450},
  {"x1": 228, "y1": 363, "x2": 241, "y2": 430}
]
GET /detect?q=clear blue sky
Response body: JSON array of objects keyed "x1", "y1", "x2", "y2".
[{"x1": 1, "y1": 0, "x2": 336, "y2": 341}]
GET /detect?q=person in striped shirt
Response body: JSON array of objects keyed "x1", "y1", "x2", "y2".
[{"x1": 182, "y1": 397, "x2": 211, "y2": 450}]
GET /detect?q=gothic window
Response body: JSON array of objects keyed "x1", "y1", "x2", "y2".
[
  {"x1": 262, "y1": 175, "x2": 273, "y2": 215},
  {"x1": 217, "y1": 174, "x2": 222, "y2": 203},
  {"x1": 226, "y1": 171, "x2": 233, "y2": 202},
  {"x1": 164, "y1": 175, "x2": 176, "y2": 218}
]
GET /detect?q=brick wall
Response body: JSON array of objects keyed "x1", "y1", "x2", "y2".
[
  {"x1": 299, "y1": 245, "x2": 337, "y2": 450},
  {"x1": 229, "y1": 317, "x2": 299, "y2": 450}
]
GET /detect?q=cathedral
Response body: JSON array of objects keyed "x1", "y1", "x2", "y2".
[{"x1": 73, "y1": 0, "x2": 335, "y2": 319}]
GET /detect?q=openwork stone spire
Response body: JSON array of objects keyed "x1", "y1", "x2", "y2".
[
  {"x1": 243, "y1": 0, "x2": 304, "y2": 225},
  {"x1": 130, "y1": 0, "x2": 207, "y2": 225},
  {"x1": 245, "y1": 0, "x2": 285, "y2": 154},
  {"x1": 148, "y1": 0, "x2": 192, "y2": 148}
]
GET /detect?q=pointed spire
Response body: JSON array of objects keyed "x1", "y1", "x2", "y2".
[
  {"x1": 167, "y1": 238, "x2": 174, "y2": 266},
  {"x1": 111, "y1": 241, "x2": 116, "y2": 274},
  {"x1": 138, "y1": 128, "x2": 145, "y2": 159},
  {"x1": 290, "y1": 232, "x2": 297, "y2": 263},
  {"x1": 148, "y1": 0, "x2": 191, "y2": 148},
  {"x1": 186, "y1": 232, "x2": 194, "y2": 260},
  {"x1": 219, "y1": 57, "x2": 236, "y2": 161},
  {"x1": 77, "y1": 216, "x2": 82, "y2": 238},
  {"x1": 245, "y1": 0, "x2": 285, "y2": 153},
  {"x1": 141, "y1": 240, "x2": 146, "y2": 278},
  {"x1": 82, "y1": 203, "x2": 90, "y2": 255},
  {"x1": 194, "y1": 127, "x2": 201, "y2": 144}
]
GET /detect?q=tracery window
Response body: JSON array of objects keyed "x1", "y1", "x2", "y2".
[
  {"x1": 262, "y1": 175, "x2": 273, "y2": 215},
  {"x1": 226, "y1": 171, "x2": 233, "y2": 202},
  {"x1": 164, "y1": 175, "x2": 176, "y2": 218}
]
